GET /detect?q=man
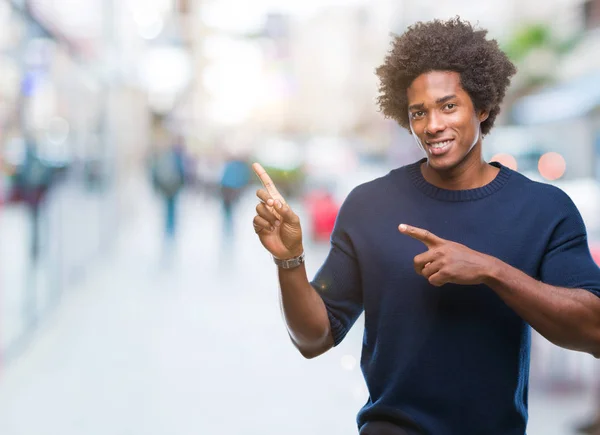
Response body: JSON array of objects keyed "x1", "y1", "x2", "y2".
[{"x1": 251, "y1": 18, "x2": 600, "y2": 435}]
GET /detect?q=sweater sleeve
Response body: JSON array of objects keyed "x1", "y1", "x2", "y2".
[
  {"x1": 310, "y1": 191, "x2": 364, "y2": 346},
  {"x1": 539, "y1": 192, "x2": 600, "y2": 298}
]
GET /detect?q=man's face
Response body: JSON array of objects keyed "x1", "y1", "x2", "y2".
[{"x1": 407, "y1": 71, "x2": 488, "y2": 171}]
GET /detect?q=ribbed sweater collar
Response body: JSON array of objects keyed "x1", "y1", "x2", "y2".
[{"x1": 406, "y1": 158, "x2": 512, "y2": 202}]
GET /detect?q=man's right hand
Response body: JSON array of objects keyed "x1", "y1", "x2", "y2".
[{"x1": 252, "y1": 163, "x2": 304, "y2": 260}]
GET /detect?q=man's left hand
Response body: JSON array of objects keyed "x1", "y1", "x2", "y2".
[{"x1": 399, "y1": 224, "x2": 496, "y2": 287}]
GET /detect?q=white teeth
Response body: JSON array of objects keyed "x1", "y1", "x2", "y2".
[{"x1": 429, "y1": 140, "x2": 452, "y2": 148}]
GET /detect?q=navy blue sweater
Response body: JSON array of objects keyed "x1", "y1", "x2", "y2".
[{"x1": 311, "y1": 159, "x2": 600, "y2": 435}]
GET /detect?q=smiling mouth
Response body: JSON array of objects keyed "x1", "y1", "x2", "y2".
[{"x1": 425, "y1": 139, "x2": 454, "y2": 156}]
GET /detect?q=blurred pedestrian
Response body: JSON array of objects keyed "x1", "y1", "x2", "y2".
[
  {"x1": 13, "y1": 139, "x2": 54, "y2": 262},
  {"x1": 150, "y1": 136, "x2": 186, "y2": 245},
  {"x1": 251, "y1": 18, "x2": 600, "y2": 435},
  {"x1": 576, "y1": 395, "x2": 600, "y2": 434},
  {"x1": 219, "y1": 155, "x2": 250, "y2": 236}
]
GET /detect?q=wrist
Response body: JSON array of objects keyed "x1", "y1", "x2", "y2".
[
  {"x1": 274, "y1": 245, "x2": 304, "y2": 260},
  {"x1": 273, "y1": 250, "x2": 305, "y2": 270},
  {"x1": 481, "y1": 255, "x2": 504, "y2": 286}
]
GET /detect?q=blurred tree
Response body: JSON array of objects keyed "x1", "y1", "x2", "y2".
[
  {"x1": 504, "y1": 24, "x2": 551, "y2": 62},
  {"x1": 499, "y1": 21, "x2": 583, "y2": 118},
  {"x1": 503, "y1": 22, "x2": 581, "y2": 87}
]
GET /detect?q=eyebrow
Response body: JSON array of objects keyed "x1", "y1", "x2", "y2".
[{"x1": 408, "y1": 94, "x2": 457, "y2": 111}]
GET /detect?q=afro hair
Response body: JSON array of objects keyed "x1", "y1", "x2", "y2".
[{"x1": 375, "y1": 17, "x2": 517, "y2": 136}]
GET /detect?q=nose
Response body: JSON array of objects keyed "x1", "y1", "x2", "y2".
[{"x1": 425, "y1": 112, "x2": 446, "y2": 135}]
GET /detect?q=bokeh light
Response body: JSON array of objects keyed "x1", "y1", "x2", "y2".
[
  {"x1": 341, "y1": 355, "x2": 357, "y2": 371},
  {"x1": 538, "y1": 152, "x2": 566, "y2": 181},
  {"x1": 352, "y1": 383, "x2": 369, "y2": 401},
  {"x1": 490, "y1": 153, "x2": 518, "y2": 171}
]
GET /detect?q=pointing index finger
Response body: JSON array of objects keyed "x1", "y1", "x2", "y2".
[
  {"x1": 399, "y1": 224, "x2": 443, "y2": 247},
  {"x1": 252, "y1": 162, "x2": 286, "y2": 204}
]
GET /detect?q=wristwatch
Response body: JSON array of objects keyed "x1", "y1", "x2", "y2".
[{"x1": 273, "y1": 252, "x2": 305, "y2": 269}]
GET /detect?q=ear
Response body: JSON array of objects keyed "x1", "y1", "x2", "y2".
[{"x1": 478, "y1": 109, "x2": 489, "y2": 123}]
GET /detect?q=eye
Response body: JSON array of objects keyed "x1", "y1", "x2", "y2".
[
  {"x1": 411, "y1": 111, "x2": 425, "y2": 119},
  {"x1": 444, "y1": 103, "x2": 456, "y2": 110}
]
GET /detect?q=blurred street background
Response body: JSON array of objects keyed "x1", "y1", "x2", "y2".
[{"x1": 0, "y1": 0, "x2": 599, "y2": 434}]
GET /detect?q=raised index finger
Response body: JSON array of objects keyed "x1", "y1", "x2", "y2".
[
  {"x1": 398, "y1": 224, "x2": 443, "y2": 248},
  {"x1": 252, "y1": 162, "x2": 286, "y2": 203}
]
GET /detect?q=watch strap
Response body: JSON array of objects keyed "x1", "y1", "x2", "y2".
[{"x1": 273, "y1": 251, "x2": 305, "y2": 269}]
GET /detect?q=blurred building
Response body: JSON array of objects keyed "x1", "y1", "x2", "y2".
[
  {"x1": 0, "y1": 0, "x2": 160, "y2": 361},
  {"x1": 508, "y1": 0, "x2": 600, "y2": 183}
]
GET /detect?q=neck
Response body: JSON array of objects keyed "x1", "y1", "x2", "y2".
[{"x1": 421, "y1": 143, "x2": 498, "y2": 190}]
